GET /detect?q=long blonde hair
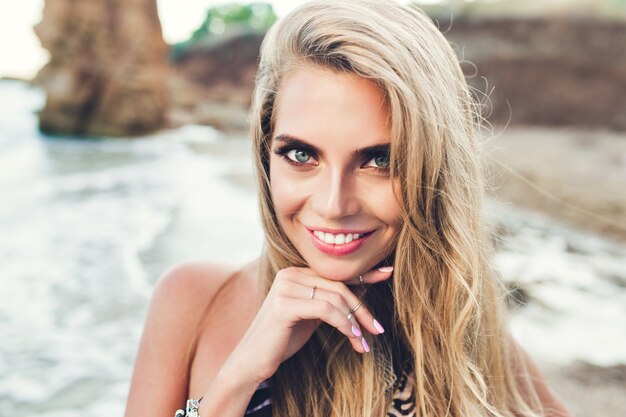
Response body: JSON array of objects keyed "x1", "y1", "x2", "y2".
[{"x1": 250, "y1": 0, "x2": 543, "y2": 415}]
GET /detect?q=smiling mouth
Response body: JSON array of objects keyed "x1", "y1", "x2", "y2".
[
  {"x1": 311, "y1": 230, "x2": 373, "y2": 245},
  {"x1": 307, "y1": 228, "x2": 374, "y2": 256}
]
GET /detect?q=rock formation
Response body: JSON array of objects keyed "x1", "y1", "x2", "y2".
[
  {"x1": 34, "y1": 0, "x2": 168, "y2": 137},
  {"x1": 168, "y1": 31, "x2": 264, "y2": 131},
  {"x1": 165, "y1": 16, "x2": 626, "y2": 132},
  {"x1": 443, "y1": 17, "x2": 626, "y2": 131}
]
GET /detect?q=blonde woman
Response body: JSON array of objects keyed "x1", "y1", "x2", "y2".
[{"x1": 125, "y1": 1, "x2": 571, "y2": 416}]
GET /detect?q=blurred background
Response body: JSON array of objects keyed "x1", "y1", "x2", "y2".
[{"x1": 0, "y1": 0, "x2": 625, "y2": 416}]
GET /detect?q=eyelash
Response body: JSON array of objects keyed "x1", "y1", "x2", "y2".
[
  {"x1": 273, "y1": 146, "x2": 390, "y2": 173},
  {"x1": 273, "y1": 146, "x2": 317, "y2": 167},
  {"x1": 363, "y1": 152, "x2": 391, "y2": 173}
]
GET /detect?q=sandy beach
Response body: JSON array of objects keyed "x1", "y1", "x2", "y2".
[
  {"x1": 543, "y1": 361, "x2": 626, "y2": 417},
  {"x1": 484, "y1": 126, "x2": 626, "y2": 243},
  {"x1": 484, "y1": 126, "x2": 626, "y2": 417}
]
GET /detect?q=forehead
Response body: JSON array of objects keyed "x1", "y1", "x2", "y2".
[{"x1": 272, "y1": 66, "x2": 390, "y2": 150}]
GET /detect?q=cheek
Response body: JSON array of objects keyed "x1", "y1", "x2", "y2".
[
  {"x1": 366, "y1": 180, "x2": 402, "y2": 228},
  {"x1": 379, "y1": 198, "x2": 402, "y2": 229},
  {"x1": 269, "y1": 157, "x2": 305, "y2": 218},
  {"x1": 374, "y1": 187, "x2": 402, "y2": 255},
  {"x1": 388, "y1": 181, "x2": 403, "y2": 226}
]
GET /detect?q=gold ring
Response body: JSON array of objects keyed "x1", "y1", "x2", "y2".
[
  {"x1": 350, "y1": 300, "x2": 363, "y2": 314},
  {"x1": 310, "y1": 285, "x2": 317, "y2": 299}
]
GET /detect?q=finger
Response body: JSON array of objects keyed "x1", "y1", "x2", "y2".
[
  {"x1": 294, "y1": 277, "x2": 384, "y2": 337},
  {"x1": 308, "y1": 287, "x2": 364, "y2": 336},
  {"x1": 279, "y1": 265, "x2": 393, "y2": 286},
  {"x1": 344, "y1": 269, "x2": 391, "y2": 336},
  {"x1": 344, "y1": 266, "x2": 394, "y2": 286},
  {"x1": 289, "y1": 282, "x2": 363, "y2": 338},
  {"x1": 283, "y1": 297, "x2": 368, "y2": 353},
  {"x1": 278, "y1": 267, "x2": 388, "y2": 336}
]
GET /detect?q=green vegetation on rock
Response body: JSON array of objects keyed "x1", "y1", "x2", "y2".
[{"x1": 172, "y1": 2, "x2": 277, "y2": 60}]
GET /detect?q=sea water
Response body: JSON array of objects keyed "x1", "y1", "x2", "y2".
[
  {"x1": 0, "y1": 80, "x2": 263, "y2": 416},
  {"x1": 0, "y1": 80, "x2": 624, "y2": 416}
]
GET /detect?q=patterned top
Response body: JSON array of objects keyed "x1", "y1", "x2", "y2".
[
  {"x1": 387, "y1": 367, "x2": 416, "y2": 417},
  {"x1": 244, "y1": 366, "x2": 416, "y2": 416},
  {"x1": 244, "y1": 379, "x2": 272, "y2": 416}
]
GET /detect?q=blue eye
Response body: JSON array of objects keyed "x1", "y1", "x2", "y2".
[
  {"x1": 273, "y1": 143, "x2": 318, "y2": 167},
  {"x1": 365, "y1": 154, "x2": 390, "y2": 169},
  {"x1": 287, "y1": 149, "x2": 311, "y2": 163},
  {"x1": 373, "y1": 155, "x2": 390, "y2": 168}
]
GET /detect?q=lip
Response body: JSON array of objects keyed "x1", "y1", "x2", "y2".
[
  {"x1": 306, "y1": 227, "x2": 375, "y2": 256},
  {"x1": 306, "y1": 226, "x2": 374, "y2": 235}
]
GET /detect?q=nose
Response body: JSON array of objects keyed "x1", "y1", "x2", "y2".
[{"x1": 310, "y1": 168, "x2": 361, "y2": 220}]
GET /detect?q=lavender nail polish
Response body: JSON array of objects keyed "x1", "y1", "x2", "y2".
[
  {"x1": 373, "y1": 319, "x2": 385, "y2": 334},
  {"x1": 361, "y1": 337, "x2": 370, "y2": 352},
  {"x1": 351, "y1": 325, "x2": 362, "y2": 337}
]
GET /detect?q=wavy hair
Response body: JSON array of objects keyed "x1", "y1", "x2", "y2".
[{"x1": 250, "y1": 0, "x2": 543, "y2": 415}]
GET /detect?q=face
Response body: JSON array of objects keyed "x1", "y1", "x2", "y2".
[{"x1": 269, "y1": 65, "x2": 401, "y2": 281}]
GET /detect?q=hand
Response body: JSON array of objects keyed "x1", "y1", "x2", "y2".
[{"x1": 225, "y1": 266, "x2": 394, "y2": 385}]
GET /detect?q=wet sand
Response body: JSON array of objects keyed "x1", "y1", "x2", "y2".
[
  {"x1": 543, "y1": 361, "x2": 626, "y2": 417},
  {"x1": 484, "y1": 126, "x2": 626, "y2": 243}
]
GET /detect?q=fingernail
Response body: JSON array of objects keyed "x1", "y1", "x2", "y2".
[
  {"x1": 351, "y1": 325, "x2": 362, "y2": 337},
  {"x1": 377, "y1": 266, "x2": 394, "y2": 272},
  {"x1": 361, "y1": 337, "x2": 370, "y2": 352},
  {"x1": 373, "y1": 319, "x2": 385, "y2": 334}
]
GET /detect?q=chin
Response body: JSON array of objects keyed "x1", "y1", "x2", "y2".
[
  {"x1": 305, "y1": 255, "x2": 381, "y2": 282},
  {"x1": 311, "y1": 268, "x2": 360, "y2": 282}
]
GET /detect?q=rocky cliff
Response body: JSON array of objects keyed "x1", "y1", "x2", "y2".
[
  {"x1": 33, "y1": 2, "x2": 624, "y2": 135},
  {"x1": 169, "y1": 16, "x2": 626, "y2": 132},
  {"x1": 168, "y1": 31, "x2": 264, "y2": 131},
  {"x1": 34, "y1": 0, "x2": 168, "y2": 137},
  {"x1": 444, "y1": 17, "x2": 626, "y2": 131}
]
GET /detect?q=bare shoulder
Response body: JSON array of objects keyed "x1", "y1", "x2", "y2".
[
  {"x1": 148, "y1": 260, "x2": 264, "y2": 340},
  {"x1": 125, "y1": 261, "x2": 255, "y2": 417},
  {"x1": 186, "y1": 260, "x2": 263, "y2": 395},
  {"x1": 151, "y1": 262, "x2": 239, "y2": 320}
]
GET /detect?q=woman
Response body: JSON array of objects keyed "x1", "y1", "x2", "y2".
[{"x1": 125, "y1": 1, "x2": 571, "y2": 416}]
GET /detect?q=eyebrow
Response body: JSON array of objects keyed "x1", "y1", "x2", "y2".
[
  {"x1": 273, "y1": 134, "x2": 321, "y2": 155},
  {"x1": 273, "y1": 134, "x2": 390, "y2": 158}
]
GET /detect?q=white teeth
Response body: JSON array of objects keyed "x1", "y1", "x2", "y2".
[{"x1": 313, "y1": 231, "x2": 364, "y2": 244}]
